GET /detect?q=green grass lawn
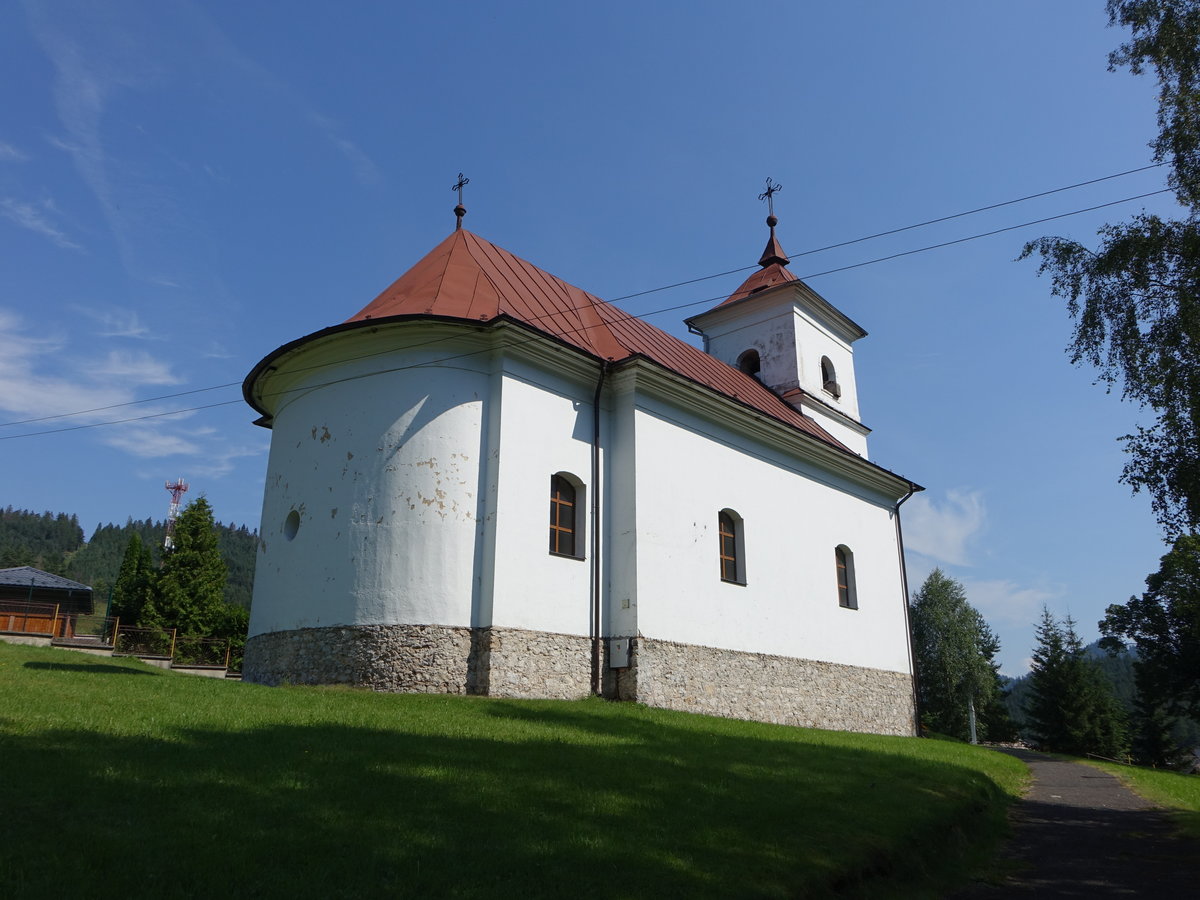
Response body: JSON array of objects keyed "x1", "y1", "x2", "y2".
[
  {"x1": 0, "y1": 642, "x2": 1025, "y2": 899},
  {"x1": 1083, "y1": 759, "x2": 1200, "y2": 838}
]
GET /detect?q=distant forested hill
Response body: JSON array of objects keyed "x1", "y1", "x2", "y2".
[
  {"x1": 67, "y1": 518, "x2": 168, "y2": 588},
  {"x1": 0, "y1": 507, "x2": 257, "y2": 611},
  {"x1": 0, "y1": 508, "x2": 85, "y2": 574}
]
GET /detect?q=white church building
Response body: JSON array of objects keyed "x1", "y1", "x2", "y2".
[{"x1": 242, "y1": 200, "x2": 923, "y2": 736}]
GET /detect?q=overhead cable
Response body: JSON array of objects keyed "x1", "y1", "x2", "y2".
[{"x1": 0, "y1": 180, "x2": 1173, "y2": 440}]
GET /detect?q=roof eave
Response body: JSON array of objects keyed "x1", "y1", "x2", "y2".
[
  {"x1": 610, "y1": 353, "x2": 921, "y2": 498},
  {"x1": 242, "y1": 311, "x2": 610, "y2": 423},
  {"x1": 687, "y1": 278, "x2": 869, "y2": 342},
  {"x1": 242, "y1": 313, "x2": 919, "y2": 495}
]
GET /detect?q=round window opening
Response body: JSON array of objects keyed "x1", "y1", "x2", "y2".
[{"x1": 283, "y1": 509, "x2": 301, "y2": 541}]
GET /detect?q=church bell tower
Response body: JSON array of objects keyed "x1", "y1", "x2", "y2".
[{"x1": 685, "y1": 183, "x2": 872, "y2": 457}]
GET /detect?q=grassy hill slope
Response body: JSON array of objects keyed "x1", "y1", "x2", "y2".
[{"x1": 0, "y1": 642, "x2": 1026, "y2": 899}]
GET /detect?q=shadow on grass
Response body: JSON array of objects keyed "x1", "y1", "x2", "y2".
[
  {"x1": 0, "y1": 700, "x2": 1014, "y2": 900},
  {"x1": 23, "y1": 661, "x2": 161, "y2": 676}
]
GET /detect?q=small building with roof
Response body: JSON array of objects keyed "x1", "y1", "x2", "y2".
[
  {"x1": 0, "y1": 566, "x2": 94, "y2": 638},
  {"x1": 241, "y1": 199, "x2": 923, "y2": 736}
]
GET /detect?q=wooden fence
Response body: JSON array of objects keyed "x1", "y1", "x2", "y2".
[
  {"x1": 0, "y1": 601, "x2": 65, "y2": 637},
  {"x1": 2, "y1": 603, "x2": 238, "y2": 673}
]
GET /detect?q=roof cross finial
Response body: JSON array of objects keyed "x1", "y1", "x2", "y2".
[
  {"x1": 758, "y1": 177, "x2": 782, "y2": 221},
  {"x1": 452, "y1": 172, "x2": 469, "y2": 230},
  {"x1": 755, "y1": 177, "x2": 789, "y2": 269}
]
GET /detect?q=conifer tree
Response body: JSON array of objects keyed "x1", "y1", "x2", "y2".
[
  {"x1": 1129, "y1": 680, "x2": 1191, "y2": 768},
  {"x1": 1026, "y1": 608, "x2": 1128, "y2": 757},
  {"x1": 977, "y1": 621, "x2": 1020, "y2": 742},
  {"x1": 155, "y1": 497, "x2": 228, "y2": 636},
  {"x1": 111, "y1": 533, "x2": 158, "y2": 627}
]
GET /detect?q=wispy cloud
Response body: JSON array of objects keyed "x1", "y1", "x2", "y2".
[
  {"x1": 188, "y1": 440, "x2": 269, "y2": 478},
  {"x1": 101, "y1": 424, "x2": 200, "y2": 458},
  {"x1": 309, "y1": 112, "x2": 381, "y2": 185},
  {"x1": 184, "y1": 7, "x2": 380, "y2": 185},
  {"x1": 28, "y1": 0, "x2": 378, "y2": 294},
  {"x1": 903, "y1": 553, "x2": 1063, "y2": 675},
  {"x1": 904, "y1": 488, "x2": 985, "y2": 566},
  {"x1": 0, "y1": 309, "x2": 128, "y2": 422},
  {"x1": 27, "y1": 3, "x2": 178, "y2": 283},
  {"x1": 0, "y1": 141, "x2": 29, "y2": 162},
  {"x1": 0, "y1": 309, "x2": 177, "y2": 427},
  {"x1": 201, "y1": 341, "x2": 233, "y2": 359},
  {"x1": 960, "y1": 577, "x2": 1065, "y2": 630},
  {"x1": 73, "y1": 306, "x2": 158, "y2": 339},
  {"x1": 0, "y1": 197, "x2": 81, "y2": 249},
  {"x1": 0, "y1": 307, "x2": 258, "y2": 476},
  {"x1": 85, "y1": 350, "x2": 181, "y2": 386}
]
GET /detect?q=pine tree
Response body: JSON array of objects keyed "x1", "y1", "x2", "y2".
[
  {"x1": 111, "y1": 533, "x2": 158, "y2": 627},
  {"x1": 155, "y1": 497, "x2": 228, "y2": 636},
  {"x1": 1027, "y1": 609, "x2": 1072, "y2": 748},
  {"x1": 1026, "y1": 608, "x2": 1128, "y2": 757},
  {"x1": 976, "y1": 618, "x2": 1019, "y2": 742}
]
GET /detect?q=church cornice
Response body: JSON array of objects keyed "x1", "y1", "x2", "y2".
[
  {"x1": 608, "y1": 356, "x2": 918, "y2": 501},
  {"x1": 686, "y1": 279, "x2": 868, "y2": 346},
  {"x1": 243, "y1": 313, "x2": 918, "y2": 498}
]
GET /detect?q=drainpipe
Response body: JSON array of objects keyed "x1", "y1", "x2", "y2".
[
  {"x1": 590, "y1": 360, "x2": 609, "y2": 695},
  {"x1": 893, "y1": 484, "x2": 921, "y2": 736}
]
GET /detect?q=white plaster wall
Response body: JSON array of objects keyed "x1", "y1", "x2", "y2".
[
  {"x1": 802, "y1": 401, "x2": 870, "y2": 458},
  {"x1": 698, "y1": 295, "x2": 866, "y2": 443},
  {"x1": 790, "y1": 308, "x2": 861, "y2": 422},
  {"x1": 604, "y1": 386, "x2": 639, "y2": 638},
  {"x1": 628, "y1": 399, "x2": 911, "y2": 674},
  {"x1": 248, "y1": 320, "x2": 909, "y2": 680},
  {"x1": 488, "y1": 359, "x2": 598, "y2": 637},
  {"x1": 250, "y1": 337, "x2": 491, "y2": 638},
  {"x1": 702, "y1": 299, "x2": 801, "y2": 395}
]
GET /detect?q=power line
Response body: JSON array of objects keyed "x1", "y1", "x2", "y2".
[
  {"x1": 798, "y1": 188, "x2": 1172, "y2": 281},
  {"x1": 0, "y1": 381, "x2": 243, "y2": 427},
  {"x1": 593, "y1": 188, "x2": 1176, "y2": 320},
  {"x1": 0, "y1": 164, "x2": 1165, "y2": 430},
  {"x1": 0, "y1": 399, "x2": 245, "y2": 440},
  {"x1": 0, "y1": 179, "x2": 1173, "y2": 441},
  {"x1": 607, "y1": 162, "x2": 1168, "y2": 304}
]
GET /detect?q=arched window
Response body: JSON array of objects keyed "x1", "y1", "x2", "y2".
[
  {"x1": 549, "y1": 473, "x2": 584, "y2": 558},
  {"x1": 835, "y1": 545, "x2": 857, "y2": 609},
  {"x1": 821, "y1": 356, "x2": 841, "y2": 398},
  {"x1": 736, "y1": 349, "x2": 762, "y2": 381},
  {"x1": 718, "y1": 509, "x2": 746, "y2": 584}
]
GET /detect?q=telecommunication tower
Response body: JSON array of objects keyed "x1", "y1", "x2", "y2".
[{"x1": 164, "y1": 477, "x2": 189, "y2": 549}]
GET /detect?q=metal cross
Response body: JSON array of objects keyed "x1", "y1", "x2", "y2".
[
  {"x1": 452, "y1": 172, "x2": 470, "y2": 205},
  {"x1": 758, "y1": 177, "x2": 782, "y2": 216}
]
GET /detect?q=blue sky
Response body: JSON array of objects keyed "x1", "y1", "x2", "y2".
[{"x1": 0, "y1": 0, "x2": 1178, "y2": 674}]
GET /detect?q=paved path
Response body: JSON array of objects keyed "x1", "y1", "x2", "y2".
[{"x1": 954, "y1": 749, "x2": 1200, "y2": 897}]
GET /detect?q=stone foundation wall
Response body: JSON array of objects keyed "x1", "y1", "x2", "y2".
[
  {"x1": 614, "y1": 636, "x2": 916, "y2": 736},
  {"x1": 244, "y1": 624, "x2": 479, "y2": 692},
  {"x1": 245, "y1": 626, "x2": 915, "y2": 736},
  {"x1": 243, "y1": 624, "x2": 592, "y2": 699},
  {"x1": 482, "y1": 628, "x2": 593, "y2": 700}
]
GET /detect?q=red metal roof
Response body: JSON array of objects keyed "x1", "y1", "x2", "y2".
[
  {"x1": 348, "y1": 229, "x2": 850, "y2": 451},
  {"x1": 718, "y1": 261, "x2": 799, "y2": 307}
]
